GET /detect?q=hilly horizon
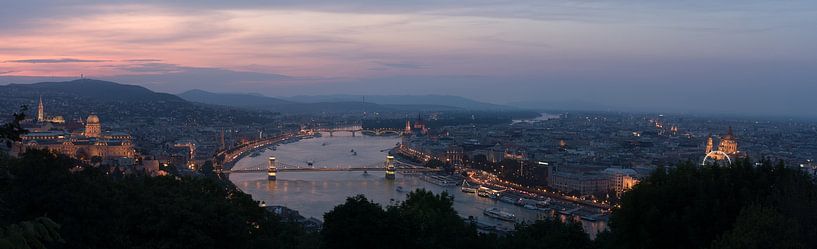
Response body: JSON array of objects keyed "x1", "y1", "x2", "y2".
[
  {"x1": 279, "y1": 94, "x2": 515, "y2": 110},
  {"x1": 0, "y1": 79, "x2": 512, "y2": 114},
  {"x1": 0, "y1": 79, "x2": 186, "y2": 103},
  {"x1": 177, "y1": 89, "x2": 501, "y2": 113}
]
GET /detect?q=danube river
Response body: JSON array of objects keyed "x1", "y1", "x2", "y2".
[{"x1": 228, "y1": 131, "x2": 542, "y2": 229}]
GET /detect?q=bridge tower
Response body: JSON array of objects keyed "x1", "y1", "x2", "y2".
[
  {"x1": 268, "y1": 156, "x2": 277, "y2": 181},
  {"x1": 385, "y1": 155, "x2": 396, "y2": 180}
]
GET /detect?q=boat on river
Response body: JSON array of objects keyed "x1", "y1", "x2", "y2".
[
  {"x1": 483, "y1": 207, "x2": 516, "y2": 222},
  {"x1": 461, "y1": 180, "x2": 478, "y2": 193}
]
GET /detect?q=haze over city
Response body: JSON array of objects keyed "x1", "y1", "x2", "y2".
[
  {"x1": 1, "y1": 1, "x2": 816, "y2": 117},
  {"x1": 4, "y1": 1, "x2": 817, "y2": 249}
]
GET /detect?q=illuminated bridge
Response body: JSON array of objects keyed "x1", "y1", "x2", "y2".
[
  {"x1": 309, "y1": 125, "x2": 403, "y2": 137},
  {"x1": 223, "y1": 155, "x2": 439, "y2": 180}
]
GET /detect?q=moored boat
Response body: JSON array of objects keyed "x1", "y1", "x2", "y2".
[
  {"x1": 483, "y1": 207, "x2": 516, "y2": 222},
  {"x1": 461, "y1": 180, "x2": 478, "y2": 193}
]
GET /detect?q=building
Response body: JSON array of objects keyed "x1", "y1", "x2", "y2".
[
  {"x1": 705, "y1": 127, "x2": 743, "y2": 162},
  {"x1": 33, "y1": 95, "x2": 65, "y2": 124},
  {"x1": 548, "y1": 165, "x2": 644, "y2": 196},
  {"x1": 548, "y1": 165, "x2": 610, "y2": 195},
  {"x1": 404, "y1": 114, "x2": 429, "y2": 135},
  {"x1": 549, "y1": 170, "x2": 610, "y2": 196},
  {"x1": 13, "y1": 97, "x2": 136, "y2": 163},
  {"x1": 602, "y1": 167, "x2": 640, "y2": 194}
]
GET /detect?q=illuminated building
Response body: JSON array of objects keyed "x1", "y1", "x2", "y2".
[
  {"x1": 404, "y1": 119, "x2": 412, "y2": 135},
  {"x1": 32, "y1": 96, "x2": 65, "y2": 124},
  {"x1": 703, "y1": 127, "x2": 744, "y2": 163},
  {"x1": 403, "y1": 113, "x2": 428, "y2": 135},
  {"x1": 84, "y1": 114, "x2": 102, "y2": 138},
  {"x1": 13, "y1": 98, "x2": 136, "y2": 163},
  {"x1": 37, "y1": 95, "x2": 45, "y2": 122},
  {"x1": 603, "y1": 167, "x2": 640, "y2": 194},
  {"x1": 413, "y1": 113, "x2": 428, "y2": 135}
]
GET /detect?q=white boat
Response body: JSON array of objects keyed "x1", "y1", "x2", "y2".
[{"x1": 483, "y1": 207, "x2": 516, "y2": 222}]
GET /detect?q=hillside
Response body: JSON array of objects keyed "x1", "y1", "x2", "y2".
[
  {"x1": 281, "y1": 94, "x2": 513, "y2": 110},
  {"x1": 177, "y1": 90, "x2": 466, "y2": 113},
  {"x1": 178, "y1": 89, "x2": 295, "y2": 107},
  {"x1": 2, "y1": 79, "x2": 186, "y2": 103}
]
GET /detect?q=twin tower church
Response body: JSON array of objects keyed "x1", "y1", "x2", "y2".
[{"x1": 704, "y1": 127, "x2": 745, "y2": 163}]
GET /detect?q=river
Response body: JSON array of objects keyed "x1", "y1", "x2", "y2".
[{"x1": 228, "y1": 131, "x2": 605, "y2": 236}]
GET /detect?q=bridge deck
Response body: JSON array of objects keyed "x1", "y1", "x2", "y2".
[{"x1": 224, "y1": 167, "x2": 439, "y2": 173}]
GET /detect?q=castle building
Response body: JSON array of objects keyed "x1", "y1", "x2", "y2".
[
  {"x1": 14, "y1": 97, "x2": 136, "y2": 164},
  {"x1": 84, "y1": 114, "x2": 102, "y2": 138}
]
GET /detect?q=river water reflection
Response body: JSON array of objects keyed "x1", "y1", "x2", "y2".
[{"x1": 229, "y1": 131, "x2": 542, "y2": 229}]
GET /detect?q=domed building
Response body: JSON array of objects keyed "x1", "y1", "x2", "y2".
[
  {"x1": 14, "y1": 97, "x2": 137, "y2": 165},
  {"x1": 704, "y1": 127, "x2": 744, "y2": 162},
  {"x1": 85, "y1": 114, "x2": 101, "y2": 138}
]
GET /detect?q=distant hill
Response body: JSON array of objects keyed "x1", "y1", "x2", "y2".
[
  {"x1": 281, "y1": 94, "x2": 514, "y2": 110},
  {"x1": 178, "y1": 89, "x2": 295, "y2": 107},
  {"x1": 177, "y1": 90, "x2": 468, "y2": 113},
  {"x1": 1, "y1": 79, "x2": 186, "y2": 103},
  {"x1": 0, "y1": 79, "x2": 271, "y2": 127},
  {"x1": 507, "y1": 100, "x2": 617, "y2": 112}
]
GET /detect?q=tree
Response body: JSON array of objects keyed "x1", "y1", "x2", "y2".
[
  {"x1": 321, "y1": 190, "x2": 494, "y2": 249},
  {"x1": 710, "y1": 205, "x2": 804, "y2": 249},
  {"x1": 500, "y1": 219, "x2": 593, "y2": 249},
  {"x1": 389, "y1": 189, "x2": 488, "y2": 249},
  {"x1": 0, "y1": 105, "x2": 27, "y2": 148},
  {"x1": 0, "y1": 217, "x2": 63, "y2": 249},
  {"x1": 321, "y1": 195, "x2": 390, "y2": 249},
  {"x1": 602, "y1": 159, "x2": 817, "y2": 249},
  {"x1": 0, "y1": 149, "x2": 314, "y2": 249}
]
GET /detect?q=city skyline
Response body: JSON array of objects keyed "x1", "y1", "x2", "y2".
[{"x1": 1, "y1": 1, "x2": 816, "y2": 117}]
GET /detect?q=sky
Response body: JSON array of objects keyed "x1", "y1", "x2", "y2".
[{"x1": 0, "y1": 1, "x2": 816, "y2": 117}]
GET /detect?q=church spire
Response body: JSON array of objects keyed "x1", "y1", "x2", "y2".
[{"x1": 37, "y1": 95, "x2": 45, "y2": 122}]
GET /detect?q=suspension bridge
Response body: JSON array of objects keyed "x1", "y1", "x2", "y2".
[{"x1": 222, "y1": 155, "x2": 440, "y2": 180}]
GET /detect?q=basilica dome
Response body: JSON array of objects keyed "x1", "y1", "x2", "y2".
[{"x1": 87, "y1": 114, "x2": 100, "y2": 124}]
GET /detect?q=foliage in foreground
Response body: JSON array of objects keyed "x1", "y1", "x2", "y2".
[
  {"x1": 321, "y1": 190, "x2": 593, "y2": 249},
  {"x1": 0, "y1": 150, "x2": 316, "y2": 249},
  {"x1": 601, "y1": 159, "x2": 817, "y2": 249},
  {"x1": 3, "y1": 145, "x2": 816, "y2": 249}
]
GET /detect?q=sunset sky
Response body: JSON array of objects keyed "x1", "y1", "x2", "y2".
[{"x1": 1, "y1": 1, "x2": 816, "y2": 116}]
